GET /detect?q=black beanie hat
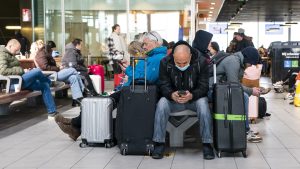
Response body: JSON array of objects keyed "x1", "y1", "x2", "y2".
[
  {"x1": 210, "y1": 41, "x2": 219, "y2": 52},
  {"x1": 241, "y1": 46, "x2": 259, "y2": 65}
]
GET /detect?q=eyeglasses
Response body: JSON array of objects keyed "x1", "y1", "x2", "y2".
[{"x1": 148, "y1": 32, "x2": 158, "y2": 42}]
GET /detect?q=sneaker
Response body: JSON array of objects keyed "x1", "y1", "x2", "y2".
[
  {"x1": 203, "y1": 143, "x2": 215, "y2": 160},
  {"x1": 55, "y1": 114, "x2": 71, "y2": 125},
  {"x1": 273, "y1": 81, "x2": 283, "y2": 86},
  {"x1": 48, "y1": 111, "x2": 59, "y2": 119},
  {"x1": 260, "y1": 87, "x2": 271, "y2": 95},
  {"x1": 285, "y1": 93, "x2": 294, "y2": 100},
  {"x1": 51, "y1": 81, "x2": 65, "y2": 89},
  {"x1": 247, "y1": 134, "x2": 262, "y2": 143},
  {"x1": 248, "y1": 130, "x2": 259, "y2": 136},
  {"x1": 57, "y1": 123, "x2": 81, "y2": 141},
  {"x1": 152, "y1": 143, "x2": 165, "y2": 159}
]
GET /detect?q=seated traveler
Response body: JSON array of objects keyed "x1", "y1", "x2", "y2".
[
  {"x1": 54, "y1": 31, "x2": 167, "y2": 141},
  {"x1": 152, "y1": 40, "x2": 215, "y2": 160},
  {"x1": 0, "y1": 39, "x2": 59, "y2": 117}
]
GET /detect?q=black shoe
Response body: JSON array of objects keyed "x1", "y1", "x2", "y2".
[
  {"x1": 71, "y1": 97, "x2": 83, "y2": 107},
  {"x1": 152, "y1": 143, "x2": 165, "y2": 159},
  {"x1": 203, "y1": 143, "x2": 215, "y2": 160}
]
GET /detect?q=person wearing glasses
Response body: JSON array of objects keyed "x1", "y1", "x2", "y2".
[{"x1": 54, "y1": 31, "x2": 167, "y2": 141}]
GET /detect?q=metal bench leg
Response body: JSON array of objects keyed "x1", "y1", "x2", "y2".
[
  {"x1": 0, "y1": 103, "x2": 10, "y2": 115},
  {"x1": 167, "y1": 117, "x2": 198, "y2": 147}
]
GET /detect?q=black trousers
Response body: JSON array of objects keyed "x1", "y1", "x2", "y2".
[
  {"x1": 78, "y1": 71, "x2": 97, "y2": 94},
  {"x1": 71, "y1": 91, "x2": 121, "y2": 130}
]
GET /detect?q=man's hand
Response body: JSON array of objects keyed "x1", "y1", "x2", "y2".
[
  {"x1": 252, "y1": 87, "x2": 261, "y2": 96},
  {"x1": 171, "y1": 91, "x2": 193, "y2": 104}
]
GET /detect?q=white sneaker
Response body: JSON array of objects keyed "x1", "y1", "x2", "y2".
[
  {"x1": 273, "y1": 81, "x2": 283, "y2": 86},
  {"x1": 247, "y1": 134, "x2": 262, "y2": 143},
  {"x1": 285, "y1": 93, "x2": 294, "y2": 100}
]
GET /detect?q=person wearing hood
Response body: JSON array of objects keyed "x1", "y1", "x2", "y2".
[
  {"x1": 192, "y1": 30, "x2": 213, "y2": 63},
  {"x1": 208, "y1": 46, "x2": 263, "y2": 143},
  {"x1": 152, "y1": 41, "x2": 214, "y2": 160},
  {"x1": 0, "y1": 39, "x2": 59, "y2": 117},
  {"x1": 62, "y1": 38, "x2": 98, "y2": 96}
]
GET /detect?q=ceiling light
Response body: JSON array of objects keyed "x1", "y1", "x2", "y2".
[
  {"x1": 209, "y1": 11, "x2": 213, "y2": 14},
  {"x1": 211, "y1": 2, "x2": 215, "y2": 5},
  {"x1": 210, "y1": 7, "x2": 214, "y2": 10},
  {"x1": 5, "y1": 26, "x2": 21, "y2": 30},
  {"x1": 208, "y1": 14, "x2": 212, "y2": 17}
]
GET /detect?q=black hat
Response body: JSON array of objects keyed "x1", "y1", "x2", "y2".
[
  {"x1": 242, "y1": 46, "x2": 260, "y2": 65},
  {"x1": 210, "y1": 42, "x2": 219, "y2": 52},
  {"x1": 47, "y1": 41, "x2": 56, "y2": 48}
]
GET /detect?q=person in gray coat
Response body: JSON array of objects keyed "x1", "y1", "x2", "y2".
[
  {"x1": 208, "y1": 46, "x2": 263, "y2": 143},
  {"x1": 62, "y1": 38, "x2": 98, "y2": 96}
]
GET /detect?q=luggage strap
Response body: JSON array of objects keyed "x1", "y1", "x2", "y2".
[{"x1": 213, "y1": 114, "x2": 246, "y2": 121}]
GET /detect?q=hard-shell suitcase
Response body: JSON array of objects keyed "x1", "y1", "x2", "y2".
[
  {"x1": 80, "y1": 97, "x2": 115, "y2": 148},
  {"x1": 116, "y1": 57, "x2": 156, "y2": 155},
  {"x1": 212, "y1": 63, "x2": 247, "y2": 158}
]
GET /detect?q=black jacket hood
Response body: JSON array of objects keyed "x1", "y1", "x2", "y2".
[{"x1": 192, "y1": 30, "x2": 213, "y2": 54}]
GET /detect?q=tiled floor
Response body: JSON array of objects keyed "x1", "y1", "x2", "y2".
[{"x1": 1, "y1": 77, "x2": 300, "y2": 169}]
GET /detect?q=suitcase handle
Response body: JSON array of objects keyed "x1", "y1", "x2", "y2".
[{"x1": 132, "y1": 57, "x2": 147, "y2": 91}]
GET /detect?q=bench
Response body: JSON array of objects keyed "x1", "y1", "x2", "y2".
[
  {"x1": 0, "y1": 75, "x2": 70, "y2": 115},
  {"x1": 166, "y1": 110, "x2": 198, "y2": 147}
]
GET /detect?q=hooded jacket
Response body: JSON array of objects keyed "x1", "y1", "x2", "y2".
[
  {"x1": 192, "y1": 30, "x2": 213, "y2": 62},
  {"x1": 62, "y1": 43, "x2": 87, "y2": 72},
  {"x1": 159, "y1": 41, "x2": 209, "y2": 101},
  {"x1": 0, "y1": 46, "x2": 24, "y2": 76},
  {"x1": 124, "y1": 46, "x2": 167, "y2": 86}
]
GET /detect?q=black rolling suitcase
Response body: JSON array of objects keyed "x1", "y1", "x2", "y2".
[
  {"x1": 116, "y1": 58, "x2": 157, "y2": 155},
  {"x1": 212, "y1": 63, "x2": 247, "y2": 158}
]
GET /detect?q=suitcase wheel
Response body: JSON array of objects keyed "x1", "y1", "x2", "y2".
[
  {"x1": 120, "y1": 143, "x2": 128, "y2": 155},
  {"x1": 80, "y1": 139, "x2": 88, "y2": 148},
  {"x1": 146, "y1": 143, "x2": 154, "y2": 156},
  {"x1": 242, "y1": 150, "x2": 247, "y2": 158},
  {"x1": 217, "y1": 151, "x2": 222, "y2": 158},
  {"x1": 79, "y1": 142, "x2": 87, "y2": 148},
  {"x1": 105, "y1": 143, "x2": 112, "y2": 148}
]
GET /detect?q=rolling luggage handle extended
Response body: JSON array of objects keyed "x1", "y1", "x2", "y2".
[{"x1": 131, "y1": 57, "x2": 147, "y2": 92}]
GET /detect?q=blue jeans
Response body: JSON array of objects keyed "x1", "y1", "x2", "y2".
[
  {"x1": 51, "y1": 68, "x2": 84, "y2": 99},
  {"x1": 153, "y1": 97, "x2": 213, "y2": 144},
  {"x1": 22, "y1": 68, "x2": 56, "y2": 113}
]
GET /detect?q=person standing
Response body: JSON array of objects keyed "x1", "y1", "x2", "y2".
[{"x1": 107, "y1": 24, "x2": 129, "y2": 87}]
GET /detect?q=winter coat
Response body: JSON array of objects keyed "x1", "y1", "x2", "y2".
[
  {"x1": 62, "y1": 43, "x2": 87, "y2": 72},
  {"x1": 0, "y1": 46, "x2": 24, "y2": 75},
  {"x1": 159, "y1": 41, "x2": 209, "y2": 101},
  {"x1": 35, "y1": 48, "x2": 59, "y2": 71},
  {"x1": 124, "y1": 46, "x2": 167, "y2": 86},
  {"x1": 208, "y1": 51, "x2": 253, "y2": 96}
]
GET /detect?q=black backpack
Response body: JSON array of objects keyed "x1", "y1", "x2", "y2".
[{"x1": 258, "y1": 97, "x2": 267, "y2": 118}]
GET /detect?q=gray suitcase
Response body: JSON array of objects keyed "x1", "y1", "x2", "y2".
[{"x1": 80, "y1": 97, "x2": 114, "y2": 148}]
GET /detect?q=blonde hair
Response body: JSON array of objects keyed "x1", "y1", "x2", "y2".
[
  {"x1": 36, "y1": 40, "x2": 44, "y2": 49},
  {"x1": 128, "y1": 41, "x2": 145, "y2": 57}
]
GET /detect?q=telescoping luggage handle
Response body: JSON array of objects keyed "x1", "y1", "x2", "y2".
[
  {"x1": 131, "y1": 57, "x2": 147, "y2": 92},
  {"x1": 213, "y1": 60, "x2": 230, "y2": 128}
]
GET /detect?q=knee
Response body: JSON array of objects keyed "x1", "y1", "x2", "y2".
[
  {"x1": 156, "y1": 97, "x2": 170, "y2": 113},
  {"x1": 195, "y1": 97, "x2": 210, "y2": 115}
]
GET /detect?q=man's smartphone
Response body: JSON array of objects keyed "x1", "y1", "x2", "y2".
[{"x1": 178, "y1": 90, "x2": 187, "y2": 97}]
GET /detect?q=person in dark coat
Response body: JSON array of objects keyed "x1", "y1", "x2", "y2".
[
  {"x1": 62, "y1": 38, "x2": 98, "y2": 96},
  {"x1": 152, "y1": 40, "x2": 215, "y2": 160},
  {"x1": 14, "y1": 31, "x2": 30, "y2": 56}
]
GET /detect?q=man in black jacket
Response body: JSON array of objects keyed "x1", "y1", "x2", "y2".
[{"x1": 152, "y1": 40, "x2": 214, "y2": 160}]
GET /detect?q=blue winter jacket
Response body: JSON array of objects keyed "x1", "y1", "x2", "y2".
[{"x1": 124, "y1": 46, "x2": 167, "y2": 86}]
